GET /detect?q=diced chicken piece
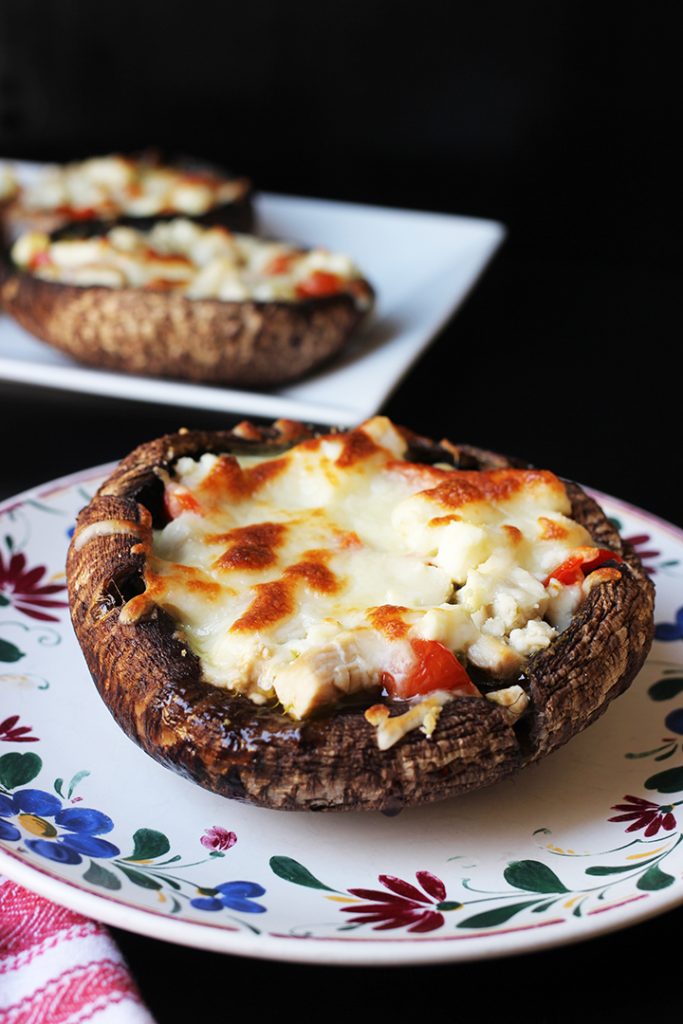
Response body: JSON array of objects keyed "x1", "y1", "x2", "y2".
[
  {"x1": 467, "y1": 634, "x2": 523, "y2": 677},
  {"x1": 270, "y1": 629, "x2": 391, "y2": 718}
]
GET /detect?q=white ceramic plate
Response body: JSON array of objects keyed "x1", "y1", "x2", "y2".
[
  {"x1": 1, "y1": 469, "x2": 683, "y2": 964},
  {"x1": 0, "y1": 161, "x2": 504, "y2": 425}
]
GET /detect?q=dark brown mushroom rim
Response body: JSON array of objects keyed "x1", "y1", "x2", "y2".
[
  {"x1": 66, "y1": 423, "x2": 655, "y2": 813},
  {"x1": 0, "y1": 270, "x2": 372, "y2": 388}
]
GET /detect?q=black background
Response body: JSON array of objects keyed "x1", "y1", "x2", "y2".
[{"x1": 0, "y1": 3, "x2": 680, "y2": 1018}]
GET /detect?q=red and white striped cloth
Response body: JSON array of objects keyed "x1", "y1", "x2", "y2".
[{"x1": 0, "y1": 878, "x2": 155, "y2": 1024}]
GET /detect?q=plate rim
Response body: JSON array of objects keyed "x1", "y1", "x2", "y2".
[{"x1": 1, "y1": 466, "x2": 682, "y2": 965}]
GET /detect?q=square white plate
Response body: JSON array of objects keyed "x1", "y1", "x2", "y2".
[{"x1": 0, "y1": 162, "x2": 504, "y2": 425}]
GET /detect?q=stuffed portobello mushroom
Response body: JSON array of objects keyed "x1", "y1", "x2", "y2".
[
  {"x1": 1, "y1": 218, "x2": 374, "y2": 387},
  {"x1": 66, "y1": 416, "x2": 655, "y2": 812},
  {"x1": 0, "y1": 153, "x2": 253, "y2": 239}
]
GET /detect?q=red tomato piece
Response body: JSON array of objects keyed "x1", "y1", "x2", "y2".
[
  {"x1": 295, "y1": 270, "x2": 343, "y2": 298},
  {"x1": 164, "y1": 485, "x2": 202, "y2": 519},
  {"x1": 384, "y1": 639, "x2": 478, "y2": 700},
  {"x1": 55, "y1": 205, "x2": 97, "y2": 221},
  {"x1": 143, "y1": 247, "x2": 191, "y2": 264},
  {"x1": 544, "y1": 546, "x2": 623, "y2": 587},
  {"x1": 264, "y1": 253, "x2": 296, "y2": 275},
  {"x1": 28, "y1": 251, "x2": 53, "y2": 269}
]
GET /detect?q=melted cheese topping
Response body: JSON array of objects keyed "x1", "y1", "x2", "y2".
[
  {"x1": 19, "y1": 155, "x2": 246, "y2": 219},
  {"x1": 138, "y1": 417, "x2": 597, "y2": 726},
  {"x1": 12, "y1": 219, "x2": 372, "y2": 305}
]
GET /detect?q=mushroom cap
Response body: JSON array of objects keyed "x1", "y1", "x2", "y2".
[
  {"x1": 0, "y1": 271, "x2": 369, "y2": 386},
  {"x1": 66, "y1": 424, "x2": 655, "y2": 812}
]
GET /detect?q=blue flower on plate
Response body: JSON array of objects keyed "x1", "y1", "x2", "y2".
[
  {"x1": 655, "y1": 606, "x2": 683, "y2": 641},
  {"x1": 0, "y1": 793, "x2": 21, "y2": 841},
  {"x1": 191, "y1": 880, "x2": 267, "y2": 914},
  {"x1": 0, "y1": 788, "x2": 119, "y2": 864}
]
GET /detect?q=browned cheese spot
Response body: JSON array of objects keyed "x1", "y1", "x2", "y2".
[
  {"x1": 335, "y1": 528, "x2": 363, "y2": 549},
  {"x1": 335, "y1": 428, "x2": 380, "y2": 467},
  {"x1": 246, "y1": 457, "x2": 289, "y2": 494},
  {"x1": 198, "y1": 455, "x2": 243, "y2": 501},
  {"x1": 119, "y1": 593, "x2": 156, "y2": 624},
  {"x1": 230, "y1": 579, "x2": 294, "y2": 633},
  {"x1": 368, "y1": 604, "x2": 411, "y2": 639},
  {"x1": 273, "y1": 418, "x2": 308, "y2": 443},
  {"x1": 502, "y1": 524, "x2": 523, "y2": 544},
  {"x1": 182, "y1": 577, "x2": 224, "y2": 597},
  {"x1": 211, "y1": 522, "x2": 287, "y2": 571},
  {"x1": 193, "y1": 452, "x2": 290, "y2": 507},
  {"x1": 145, "y1": 563, "x2": 224, "y2": 601},
  {"x1": 365, "y1": 704, "x2": 390, "y2": 725},
  {"x1": 425, "y1": 469, "x2": 562, "y2": 510},
  {"x1": 232, "y1": 420, "x2": 266, "y2": 441},
  {"x1": 230, "y1": 551, "x2": 339, "y2": 633},
  {"x1": 428, "y1": 513, "x2": 462, "y2": 527},
  {"x1": 583, "y1": 566, "x2": 623, "y2": 594},
  {"x1": 198, "y1": 454, "x2": 288, "y2": 504},
  {"x1": 386, "y1": 460, "x2": 452, "y2": 489},
  {"x1": 538, "y1": 516, "x2": 569, "y2": 540},
  {"x1": 285, "y1": 550, "x2": 339, "y2": 593}
]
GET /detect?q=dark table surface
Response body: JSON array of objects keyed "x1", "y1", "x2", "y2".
[
  {"x1": 1, "y1": 0, "x2": 679, "y2": 1014},
  {"x1": 0, "y1": 236, "x2": 680, "y2": 1021}
]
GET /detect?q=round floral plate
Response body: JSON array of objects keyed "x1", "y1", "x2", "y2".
[{"x1": 1, "y1": 467, "x2": 683, "y2": 966}]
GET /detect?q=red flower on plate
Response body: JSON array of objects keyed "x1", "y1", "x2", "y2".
[
  {"x1": 200, "y1": 826, "x2": 237, "y2": 852},
  {"x1": 623, "y1": 534, "x2": 661, "y2": 575},
  {"x1": 0, "y1": 548, "x2": 67, "y2": 622},
  {"x1": 0, "y1": 715, "x2": 39, "y2": 743},
  {"x1": 341, "y1": 871, "x2": 459, "y2": 933},
  {"x1": 609, "y1": 794, "x2": 677, "y2": 837}
]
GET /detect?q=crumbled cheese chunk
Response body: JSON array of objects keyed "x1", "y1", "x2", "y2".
[
  {"x1": 12, "y1": 218, "x2": 370, "y2": 306},
  {"x1": 367, "y1": 692, "x2": 454, "y2": 751}
]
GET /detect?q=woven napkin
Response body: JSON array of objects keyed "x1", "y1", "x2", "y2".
[{"x1": 0, "y1": 877, "x2": 155, "y2": 1023}]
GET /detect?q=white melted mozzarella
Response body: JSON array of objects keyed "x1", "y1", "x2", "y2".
[{"x1": 145, "y1": 417, "x2": 593, "y2": 719}]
